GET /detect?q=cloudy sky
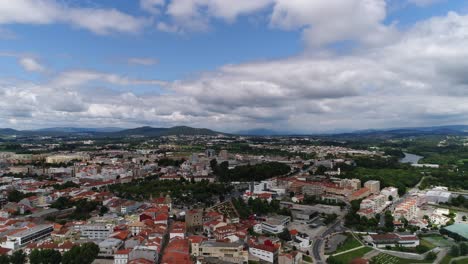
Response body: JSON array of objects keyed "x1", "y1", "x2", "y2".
[{"x1": 0, "y1": 0, "x2": 468, "y2": 133}]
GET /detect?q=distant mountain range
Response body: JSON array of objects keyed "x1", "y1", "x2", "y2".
[
  {"x1": 237, "y1": 125, "x2": 468, "y2": 137},
  {"x1": 0, "y1": 126, "x2": 224, "y2": 137},
  {"x1": 1, "y1": 124, "x2": 467, "y2": 138}
]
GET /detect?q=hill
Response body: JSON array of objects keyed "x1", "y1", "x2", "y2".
[{"x1": 112, "y1": 126, "x2": 223, "y2": 137}]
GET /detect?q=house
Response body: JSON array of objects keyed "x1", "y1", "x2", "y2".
[
  {"x1": 261, "y1": 215, "x2": 290, "y2": 234},
  {"x1": 366, "y1": 233, "x2": 420, "y2": 248},
  {"x1": 98, "y1": 238, "x2": 124, "y2": 258},
  {"x1": 213, "y1": 224, "x2": 236, "y2": 241},
  {"x1": 170, "y1": 221, "x2": 186, "y2": 239},
  {"x1": 249, "y1": 243, "x2": 279, "y2": 263},
  {"x1": 198, "y1": 241, "x2": 247, "y2": 263}
]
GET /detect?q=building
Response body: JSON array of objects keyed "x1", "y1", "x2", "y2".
[
  {"x1": 393, "y1": 197, "x2": 418, "y2": 220},
  {"x1": 2, "y1": 225, "x2": 54, "y2": 249},
  {"x1": 46, "y1": 153, "x2": 89, "y2": 164},
  {"x1": 350, "y1": 187, "x2": 371, "y2": 201},
  {"x1": 430, "y1": 208, "x2": 451, "y2": 226},
  {"x1": 213, "y1": 224, "x2": 236, "y2": 241},
  {"x1": 442, "y1": 223, "x2": 468, "y2": 241},
  {"x1": 261, "y1": 215, "x2": 290, "y2": 234},
  {"x1": 381, "y1": 187, "x2": 399, "y2": 201},
  {"x1": 80, "y1": 224, "x2": 114, "y2": 240},
  {"x1": 425, "y1": 189, "x2": 451, "y2": 204},
  {"x1": 198, "y1": 241, "x2": 247, "y2": 263},
  {"x1": 129, "y1": 222, "x2": 145, "y2": 236},
  {"x1": 186, "y1": 209, "x2": 203, "y2": 232},
  {"x1": 364, "y1": 180, "x2": 380, "y2": 194},
  {"x1": 366, "y1": 233, "x2": 420, "y2": 248},
  {"x1": 99, "y1": 238, "x2": 124, "y2": 258},
  {"x1": 249, "y1": 244, "x2": 279, "y2": 263},
  {"x1": 114, "y1": 249, "x2": 132, "y2": 264},
  {"x1": 302, "y1": 185, "x2": 324, "y2": 197},
  {"x1": 359, "y1": 194, "x2": 387, "y2": 214},
  {"x1": 170, "y1": 221, "x2": 186, "y2": 239},
  {"x1": 290, "y1": 209, "x2": 318, "y2": 221},
  {"x1": 340, "y1": 179, "x2": 361, "y2": 191}
]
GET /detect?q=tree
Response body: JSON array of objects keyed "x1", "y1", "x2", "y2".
[
  {"x1": 0, "y1": 255, "x2": 10, "y2": 264},
  {"x1": 30, "y1": 249, "x2": 62, "y2": 264},
  {"x1": 278, "y1": 228, "x2": 292, "y2": 241},
  {"x1": 460, "y1": 242, "x2": 468, "y2": 255},
  {"x1": 463, "y1": 215, "x2": 467, "y2": 221},
  {"x1": 384, "y1": 211, "x2": 395, "y2": 232},
  {"x1": 10, "y1": 250, "x2": 27, "y2": 264},
  {"x1": 450, "y1": 245, "x2": 460, "y2": 257},
  {"x1": 62, "y1": 243, "x2": 99, "y2": 264},
  {"x1": 99, "y1": 205, "x2": 109, "y2": 216},
  {"x1": 388, "y1": 195, "x2": 393, "y2": 201},
  {"x1": 425, "y1": 252, "x2": 437, "y2": 261}
]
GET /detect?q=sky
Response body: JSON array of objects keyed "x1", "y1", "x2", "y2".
[{"x1": 1, "y1": 0, "x2": 468, "y2": 133}]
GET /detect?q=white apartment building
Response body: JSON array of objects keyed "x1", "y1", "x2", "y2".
[
  {"x1": 340, "y1": 178, "x2": 361, "y2": 191},
  {"x1": 364, "y1": 180, "x2": 381, "y2": 194},
  {"x1": 2, "y1": 225, "x2": 54, "y2": 249},
  {"x1": 261, "y1": 215, "x2": 290, "y2": 234},
  {"x1": 80, "y1": 224, "x2": 114, "y2": 240},
  {"x1": 381, "y1": 187, "x2": 399, "y2": 200},
  {"x1": 393, "y1": 197, "x2": 418, "y2": 220},
  {"x1": 249, "y1": 244, "x2": 278, "y2": 263}
]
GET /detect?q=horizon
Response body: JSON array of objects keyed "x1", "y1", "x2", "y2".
[
  {"x1": 1, "y1": 123, "x2": 468, "y2": 135},
  {"x1": 1, "y1": 1, "x2": 468, "y2": 132}
]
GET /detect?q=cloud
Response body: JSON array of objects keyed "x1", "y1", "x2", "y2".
[
  {"x1": 155, "y1": 0, "x2": 273, "y2": 32},
  {"x1": 1, "y1": 11, "x2": 468, "y2": 132},
  {"x1": 408, "y1": 0, "x2": 445, "y2": 7},
  {"x1": 50, "y1": 70, "x2": 167, "y2": 88},
  {"x1": 18, "y1": 57, "x2": 46, "y2": 73},
  {"x1": 270, "y1": 0, "x2": 398, "y2": 47},
  {"x1": 0, "y1": 0, "x2": 146, "y2": 35},
  {"x1": 140, "y1": 0, "x2": 166, "y2": 15},
  {"x1": 128, "y1": 57, "x2": 159, "y2": 66},
  {"x1": 151, "y1": 0, "x2": 398, "y2": 48}
]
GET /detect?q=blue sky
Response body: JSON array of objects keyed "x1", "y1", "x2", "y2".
[{"x1": 1, "y1": 0, "x2": 468, "y2": 132}]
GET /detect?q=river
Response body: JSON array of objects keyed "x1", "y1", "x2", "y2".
[{"x1": 399, "y1": 152, "x2": 423, "y2": 164}]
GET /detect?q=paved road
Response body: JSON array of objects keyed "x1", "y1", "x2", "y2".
[{"x1": 312, "y1": 218, "x2": 345, "y2": 264}]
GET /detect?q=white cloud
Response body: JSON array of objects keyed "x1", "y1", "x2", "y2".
[
  {"x1": 0, "y1": 0, "x2": 146, "y2": 35},
  {"x1": 270, "y1": 0, "x2": 398, "y2": 47},
  {"x1": 18, "y1": 57, "x2": 46, "y2": 73},
  {"x1": 408, "y1": 0, "x2": 444, "y2": 7},
  {"x1": 154, "y1": 0, "x2": 398, "y2": 48},
  {"x1": 140, "y1": 0, "x2": 166, "y2": 15},
  {"x1": 50, "y1": 70, "x2": 167, "y2": 88},
  {"x1": 2, "y1": 11, "x2": 468, "y2": 132},
  {"x1": 128, "y1": 57, "x2": 159, "y2": 66},
  {"x1": 157, "y1": 0, "x2": 273, "y2": 32}
]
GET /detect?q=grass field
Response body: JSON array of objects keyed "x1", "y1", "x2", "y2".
[
  {"x1": 440, "y1": 255, "x2": 454, "y2": 264},
  {"x1": 420, "y1": 238, "x2": 437, "y2": 251},
  {"x1": 442, "y1": 256, "x2": 468, "y2": 264},
  {"x1": 331, "y1": 247, "x2": 373, "y2": 263},
  {"x1": 421, "y1": 235, "x2": 456, "y2": 248},
  {"x1": 334, "y1": 235, "x2": 363, "y2": 253},
  {"x1": 371, "y1": 253, "x2": 432, "y2": 264}
]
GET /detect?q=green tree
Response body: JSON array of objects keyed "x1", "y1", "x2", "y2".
[
  {"x1": 10, "y1": 250, "x2": 27, "y2": 264},
  {"x1": 450, "y1": 245, "x2": 460, "y2": 257},
  {"x1": 384, "y1": 211, "x2": 395, "y2": 232},
  {"x1": 278, "y1": 228, "x2": 292, "y2": 241},
  {"x1": 62, "y1": 243, "x2": 99, "y2": 264},
  {"x1": 0, "y1": 255, "x2": 10, "y2": 264},
  {"x1": 460, "y1": 242, "x2": 468, "y2": 256},
  {"x1": 30, "y1": 249, "x2": 62, "y2": 264},
  {"x1": 425, "y1": 252, "x2": 437, "y2": 261}
]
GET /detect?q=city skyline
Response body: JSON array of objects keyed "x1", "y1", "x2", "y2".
[{"x1": 1, "y1": 0, "x2": 468, "y2": 133}]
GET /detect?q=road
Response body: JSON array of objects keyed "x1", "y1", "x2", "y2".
[{"x1": 312, "y1": 206, "x2": 349, "y2": 264}]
